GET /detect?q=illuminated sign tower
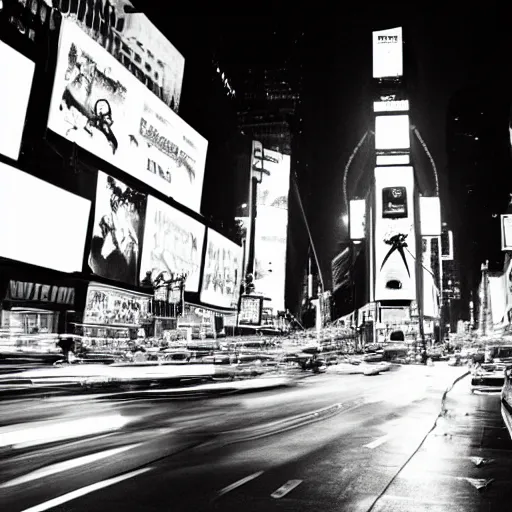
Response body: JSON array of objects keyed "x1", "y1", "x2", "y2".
[{"x1": 348, "y1": 27, "x2": 441, "y2": 351}]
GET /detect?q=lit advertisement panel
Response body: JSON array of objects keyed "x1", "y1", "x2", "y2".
[
  {"x1": 372, "y1": 27, "x2": 403, "y2": 79},
  {"x1": 0, "y1": 40, "x2": 35, "y2": 161},
  {"x1": 419, "y1": 197, "x2": 441, "y2": 236},
  {"x1": 139, "y1": 196, "x2": 205, "y2": 292},
  {"x1": 253, "y1": 147, "x2": 290, "y2": 313},
  {"x1": 374, "y1": 166, "x2": 416, "y2": 301},
  {"x1": 375, "y1": 115, "x2": 410, "y2": 150},
  {"x1": 373, "y1": 100, "x2": 409, "y2": 112},
  {"x1": 441, "y1": 229, "x2": 454, "y2": 260},
  {"x1": 502, "y1": 214, "x2": 512, "y2": 251},
  {"x1": 349, "y1": 199, "x2": 365, "y2": 240},
  {"x1": 48, "y1": 0, "x2": 184, "y2": 113},
  {"x1": 201, "y1": 229, "x2": 242, "y2": 309},
  {"x1": 89, "y1": 171, "x2": 147, "y2": 285},
  {"x1": 0, "y1": 162, "x2": 91, "y2": 273},
  {"x1": 48, "y1": 19, "x2": 207, "y2": 213},
  {"x1": 421, "y1": 237, "x2": 440, "y2": 318},
  {"x1": 376, "y1": 154, "x2": 410, "y2": 166}
]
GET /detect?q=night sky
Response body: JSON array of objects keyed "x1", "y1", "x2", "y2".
[{"x1": 148, "y1": 9, "x2": 512, "y2": 297}]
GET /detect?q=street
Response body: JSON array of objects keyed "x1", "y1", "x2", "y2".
[{"x1": 1, "y1": 364, "x2": 511, "y2": 511}]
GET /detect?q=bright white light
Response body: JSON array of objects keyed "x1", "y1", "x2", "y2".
[
  {"x1": 375, "y1": 115, "x2": 410, "y2": 150},
  {"x1": 0, "y1": 39, "x2": 35, "y2": 160},
  {"x1": 419, "y1": 197, "x2": 441, "y2": 236},
  {"x1": 349, "y1": 199, "x2": 366, "y2": 240},
  {"x1": 342, "y1": 214, "x2": 349, "y2": 225},
  {"x1": 373, "y1": 100, "x2": 409, "y2": 112},
  {"x1": 241, "y1": 203, "x2": 248, "y2": 209},
  {"x1": 372, "y1": 27, "x2": 403, "y2": 79},
  {"x1": 376, "y1": 154, "x2": 410, "y2": 166},
  {"x1": 0, "y1": 162, "x2": 91, "y2": 273}
]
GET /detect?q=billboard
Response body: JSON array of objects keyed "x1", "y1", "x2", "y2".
[
  {"x1": 83, "y1": 282, "x2": 152, "y2": 326},
  {"x1": 89, "y1": 171, "x2": 147, "y2": 285},
  {"x1": 200, "y1": 228, "x2": 242, "y2": 309},
  {"x1": 375, "y1": 115, "x2": 410, "y2": 150},
  {"x1": 0, "y1": 162, "x2": 91, "y2": 273},
  {"x1": 372, "y1": 27, "x2": 403, "y2": 79},
  {"x1": 46, "y1": 0, "x2": 184, "y2": 113},
  {"x1": 331, "y1": 246, "x2": 351, "y2": 293},
  {"x1": 48, "y1": 19, "x2": 207, "y2": 212},
  {"x1": 374, "y1": 166, "x2": 416, "y2": 301},
  {"x1": 253, "y1": 147, "x2": 290, "y2": 312},
  {"x1": 239, "y1": 295, "x2": 263, "y2": 326},
  {"x1": 139, "y1": 196, "x2": 205, "y2": 292},
  {"x1": 502, "y1": 214, "x2": 512, "y2": 251},
  {"x1": 0, "y1": 40, "x2": 35, "y2": 161},
  {"x1": 349, "y1": 199, "x2": 365, "y2": 240},
  {"x1": 419, "y1": 197, "x2": 441, "y2": 236}
]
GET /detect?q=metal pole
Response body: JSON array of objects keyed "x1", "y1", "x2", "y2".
[
  {"x1": 246, "y1": 176, "x2": 258, "y2": 277},
  {"x1": 293, "y1": 172, "x2": 325, "y2": 295}
]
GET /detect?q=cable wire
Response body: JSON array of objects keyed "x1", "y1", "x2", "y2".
[
  {"x1": 413, "y1": 126, "x2": 439, "y2": 197},
  {"x1": 342, "y1": 131, "x2": 370, "y2": 210}
]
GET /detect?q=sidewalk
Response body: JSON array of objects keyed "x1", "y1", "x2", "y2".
[{"x1": 370, "y1": 370, "x2": 512, "y2": 512}]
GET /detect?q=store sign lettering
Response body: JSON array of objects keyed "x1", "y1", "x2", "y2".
[{"x1": 8, "y1": 280, "x2": 75, "y2": 306}]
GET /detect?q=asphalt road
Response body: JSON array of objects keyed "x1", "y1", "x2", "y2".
[{"x1": 2, "y1": 364, "x2": 510, "y2": 512}]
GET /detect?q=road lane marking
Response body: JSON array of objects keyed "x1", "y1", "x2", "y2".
[
  {"x1": 217, "y1": 471, "x2": 264, "y2": 496},
  {"x1": 0, "y1": 443, "x2": 143, "y2": 488},
  {"x1": 19, "y1": 467, "x2": 152, "y2": 512},
  {"x1": 0, "y1": 414, "x2": 130, "y2": 449},
  {"x1": 271, "y1": 479, "x2": 303, "y2": 499},
  {"x1": 364, "y1": 434, "x2": 390, "y2": 449}
]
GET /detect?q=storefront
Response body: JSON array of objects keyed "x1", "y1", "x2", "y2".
[{"x1": 0, "y1": 266, "x2": 86, "y2": 354}]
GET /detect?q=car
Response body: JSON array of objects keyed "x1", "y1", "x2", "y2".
[{"x1": 501, "y1": 366, "x2": 512, "y2": 439}]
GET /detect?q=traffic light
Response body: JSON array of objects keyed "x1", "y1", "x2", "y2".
[{"x1": 245, "y1": 273, "x2": 255, "y2": 294}]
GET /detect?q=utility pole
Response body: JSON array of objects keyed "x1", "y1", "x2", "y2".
[{"x1": 245, "y1": 141, "x2": 270, "y2": 278}]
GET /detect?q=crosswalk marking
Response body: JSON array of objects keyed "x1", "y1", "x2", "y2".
[{"x1": 364, "y1": 434, "x2": 390, "y2": 449}]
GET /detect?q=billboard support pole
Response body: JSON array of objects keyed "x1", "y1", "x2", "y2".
[{"x1": 246, "y1": 176, "x2": 258, "y2": 277}]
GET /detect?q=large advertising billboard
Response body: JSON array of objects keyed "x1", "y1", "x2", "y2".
[
  {"x1": 89, "y1": 171, "x2": 147, "y2": 285},
  {"x1": 0, "y1": 40, "x2": 35, "y2": 161},
  {"x1": 44, "y1": 0, "x2": 184, "y2": 113},
  {"x1": 502, "y1": 214, "x2": 512, "y2": 251},
  {"x1": 0, "y1": 162, "x2": 91, "y2": 273},
  {"x1": 372, "y1": 27, "x2": 403, "y2": 79},
  {"x1": 419, "y1": 197, "x2": 441, "y2": 236},
  {"x1": 139, "y1": 196, "x2": 205, "y2": 292},
  {"x1": 200, "y1": 228, "x2": 242, "y2": 309},
  {"x1": 253, "y1": 147, "x2": 290, "y2": 313},
  {"x1": 374, "y1": 166, "x2": 416, "y2": 301},
  {"x1": 48, "y1": 19, "x2": 207, "y2": 213},
  {"x1": 349, "y1": 199, "x2": 366, "y2": 240},
  {"x1": 375, "y1": 115, "x2": 410, "y2": 150}
]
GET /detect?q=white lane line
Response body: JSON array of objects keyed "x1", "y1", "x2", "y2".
[
  {"x1": 20, "y1": 467, "x2": 152, "y2": 512},
  {"x1": 217, "y1": 471, "x2": 264, "y2": 497},
  {"x1": 1, "y1": 443, "x2": 143, "y2": 488},
  {"x1": 0, "y1": 414, "x2": 130, "y2": 449},
  {"x1": 271, "y1": 479, "x2": 303, "y2": 499},
  {"x1": 364, "y1": 434, "x2": 390, "y2": 449}
]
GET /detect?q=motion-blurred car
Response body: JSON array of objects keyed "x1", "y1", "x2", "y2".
[
  {"x1": 470, "y1": 345, "x2": 512, "y2": 393},
  {"x1": 501, "y1": 366, "x2": 512, "y2": 438}
]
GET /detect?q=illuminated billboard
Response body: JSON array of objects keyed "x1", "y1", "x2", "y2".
[
  {"x1": 50, "y1": 0, "x2": 184, "y2": 113},
  {"x1": 372, "y1": 27, "x2": 403, "y2": 79},
  {"x1": 200, "y1": 228, "x2": 242, "y2": 309},
  {"x1": 0, "y1": 162, "x2": 91, "y2": 273},
  {"x1": 375, "y1": 115, "x2": 410, "y2": 150},
  {"x1": 48, "y1": 19, "x2": 207, "y2": 213},
  {"x1": 139, "y1": 196, "x2": 205, "y2": 292},
  {"x1": 89, "y1": 171, "x2": 147, "y2": 286},
  {"x1": 374, "y1": 166, "x2": 416, "y2": 301},
  {"x1": 252, "y1": 147, "x2": 290, "y2": 312},
  {"x1": 502, "y1": 214, "x2": 512, "y2": 251},
  {"x1": 349, "y1": 199, "x2": 365, "y2": 240},
  {"x1": 0, "y1": 40, "x2": 35, "y2": 161},
  {"x1": 419, "y1": 197, "x2": 441, "y2": 236}
]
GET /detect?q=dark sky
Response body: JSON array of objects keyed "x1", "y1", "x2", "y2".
[{"x1": 148, "y1": 10, "x2": 511, "y2": 291}]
